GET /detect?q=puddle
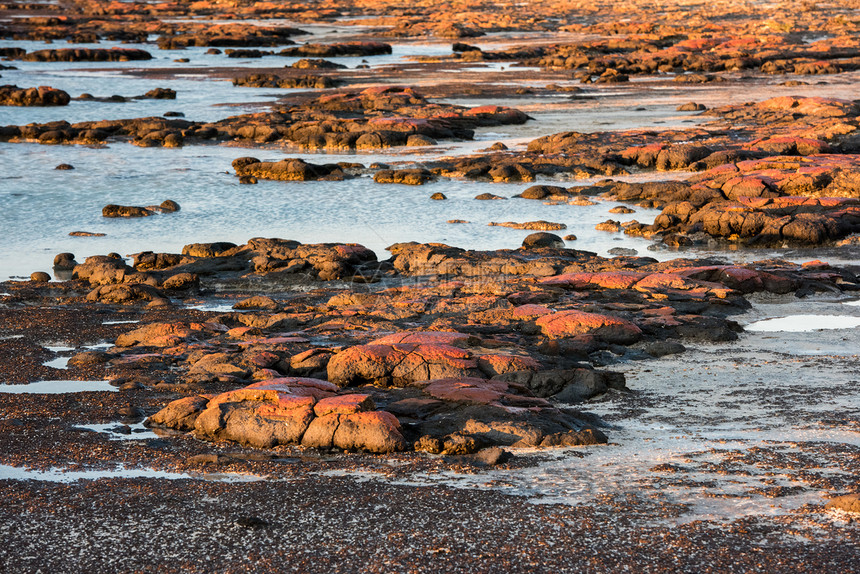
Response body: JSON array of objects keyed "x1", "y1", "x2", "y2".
[
  {"x1": 0, "y1": 464, "x2": 266, "y2": 483},
  {"x1": 102, "y1": 320, "x2": 141, "y2": 325},
  {"x1": 746, "y1": 314, "x2": 860, "y2": 332},
  {"x1": 44, "y1": 345, "x2": 75, "y2": 353},
  {"x1": 187, "y1": 303, "x2": 242, "y2": 313},
  {"x1": 75, "y1": 422, "x2": 158, "y2": 441},
  {"x1": 0, "y1": 380, "x2": 116, "y2": 394},
  {"x1": 42, "y1": 357, "x2": 70, "y2": 369}
]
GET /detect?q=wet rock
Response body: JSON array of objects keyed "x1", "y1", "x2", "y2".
[
  {"x1": 490, "y1": 221, "x2": 566, "y2": 231},
  {"x1": 0, "y1": 85, "x2": 70, "y2": 106},
  {"x1": 102, "y1": 204, "x2": 153, "y2": 218},
  {"x1": 22, "y1": 48, "x2": 152, "y2": 62},
  {"x1": 374, "y1": 169, "x2": 434, "y2": 185},
  {"x1": 475, "y1": 193, "x2": 506, "y2": 200},
  {"x1": 430, "y1": 192, "x2": 447, "y2": 200},
  {"x1": 522, "y1": 232, "x2": 564, "y2": 248},
  {"x1": 520, "y1": 185, "x2": 569, "y2": 200},
  {"x1": 234, "y1": 158, "x2": 349, "y2": 182},
  {"x1": 470, "y1": 446, "x2": 511, "y2": 466},
  {"x1": 182, "y1": 242, "x2": 237, "y2": 258},
  {"x1": 54, "y1": 163, "x2": 74, "y2": 170},
  {"x1": 53, "y1": 252, "x2": 77, "y2": 269},
  {"x1": 280, "y1": 42, "x2": 393, "y2": 57},
  {"x1": 406, "y1": 134, "x2": 437, "y2": 146},
  {"x1": 29, "y1": 272, "x2": 50, "y2": 282},
  {"x1": 289, "y1": 58, "x2": 346, "y2": 69}
]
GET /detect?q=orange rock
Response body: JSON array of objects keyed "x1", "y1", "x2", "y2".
[
  {"x1": 536, "y1": 309, "x2": 641, "y2": 344},
  {"x1": 313, "y1": 394, "x2": 375, "y2": 416}
]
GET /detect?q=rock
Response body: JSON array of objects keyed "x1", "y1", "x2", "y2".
[
  {"x1": 52, "y1": 252, "x2": 77, "y2": 269},
  {"x1": 595, "y1": 220, "x2": 621, "y2": 232},
  {"x1": 289, "y1": 58, "x2": 347, "y2": 69},
  {"x1": 29, "y1": 271, "x2": 50, "y2": 282},
  {"x1": 22, "y1": 48, "x2": 152, "y2": 62},
  {"x1": 522, "y1": 232, "x2": 564, "y2": 248},
  {"x1": 102, "y1": 204, "x2": 153, "y2": 218},
  {"x1": 68, "y1": 351, "x2": 109, "y2": 367},
  {"x1": 520, "y1": 185, "x2": 567, "y2": 200},
  {"x1": 115, "y1": 322, "x2": 202, "y2": 347},
  {"x1": 643, "y1": 341, "x2": 686, "y2": 357},
  {"x1": 677, "y1": 102, "x2": 706, "y2": 111},
  {"x1": 430, "y1": 192, "x2": 447, "y2": 200},
  {"x1": 235, "y1": 158, "x2": 348, "y2": 181},
  {"x1": 475, "y1": 193, "x2": 506, "y2": 200},
  {"x1": 536, "y1": 310, "x2": 642, "y2": 344},
  {"x1": 181, "y1": 242, "x2": 237, "y2": 258},
  {"x1": 374, "y1": 169, "x2": 434, "y2": 185},
  {"x1": 826, "y1": 493, "x2": 860, "y2": 513},
  {"x1": 233, "y1": 295, "x2": 279, "y2": 310},
  {"x1": 326, "y1": 342, "x2": 483, "y2": 387},
  {"x1": 0, "y1": 85, "x2": 70, "y2": 106},
  {"x1": 159, "y1": 200, "x2": 180, "y2": 212},
  {"x1": 54, "y1": 163, "x2": 74, "y2": 170},
  {"x1": 147, "y1": 396, "x2": 209, "y2": 431},
  {"x1": 490, "y1": 221, "x2": 566, "y2": 231},
  {"x1": 470, "y1": 446, "x2": 511, "y2": 466},
  {"x1": 406, "y1": 134, "x2": 437, "y2": 146},
  {"x1": 151, "y1": 378, "x2": 406, "y2": 453}
]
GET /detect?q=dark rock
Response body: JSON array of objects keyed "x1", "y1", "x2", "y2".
[{"x1": 522, "y1": 232, "x2": 564, "y2": 248}]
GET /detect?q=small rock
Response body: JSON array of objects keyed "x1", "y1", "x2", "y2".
[
  {"x1": 430, "y1": 192, "x2": 447, "y2": 200},
  {"x1": 53, "y1": 252, "x2": 77, "y2": 269},
  {"x1": 475, "y1": 193, "x2": 506, "y2": 200},
  {"x1": 825, "y1": 493, "x2": 860, "y2": 513},
  {"x1": 159, "y1": 200, "x2": 180, "y2": 212},
  {"x1": 471, "y1": 447, "x2": 511, "y2": 467},
  {"x1": 522, "y1": 232, "x2": 564, "y2": 248},
  {"x1": 54, "y1": 163, "x2": 74, "y2": 170},
  {"x1": 29, "y1": 271, "x2": 50, "y2": 282}
]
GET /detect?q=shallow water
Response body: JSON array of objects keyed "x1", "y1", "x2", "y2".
[
  {"x1": 0, "y1": 463, "x2": 265, "y2": 483},
  {"x1": 747, "y1": 314, "x2": 860, "y2": 332},
  {"x1": 0, "y1": 141, "x2": 670, "y2": 279},
  {"x1": 0, "y1": 379, "x2": 116, "y2": 393},
  {"x1": 4, "y1": 35, "x2": 858, "y2": 280}
]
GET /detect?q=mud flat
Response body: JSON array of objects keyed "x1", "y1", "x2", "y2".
[{"x1": 1, "y1": 0, "x2": 860, "y2": 571}]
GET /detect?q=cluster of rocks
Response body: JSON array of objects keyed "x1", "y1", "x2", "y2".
[
  {"x1": 156, "y1": 24, "x2": 306, "y2": 49},
  {"x1": 0, "y1": 85, "x2": 69, "y2": 106},
  {"x1": 102, "y1": 200, "x2": 180, "y2": 218},
  {"x1": 0, "y1": 85, "x2": 528, "y2": 150},
  {"x1": 278, "y1": 42, "x2": 392, "y2": 57},
  {"x1": 231, "y1": 74, "x2": 339, "y2": 89},
  {"x1": 10, "y1": 48, "x2": 153, "y2": 62},
  {"x1": 34, "y1": 233, "x2": 858, "y2": 454}
]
